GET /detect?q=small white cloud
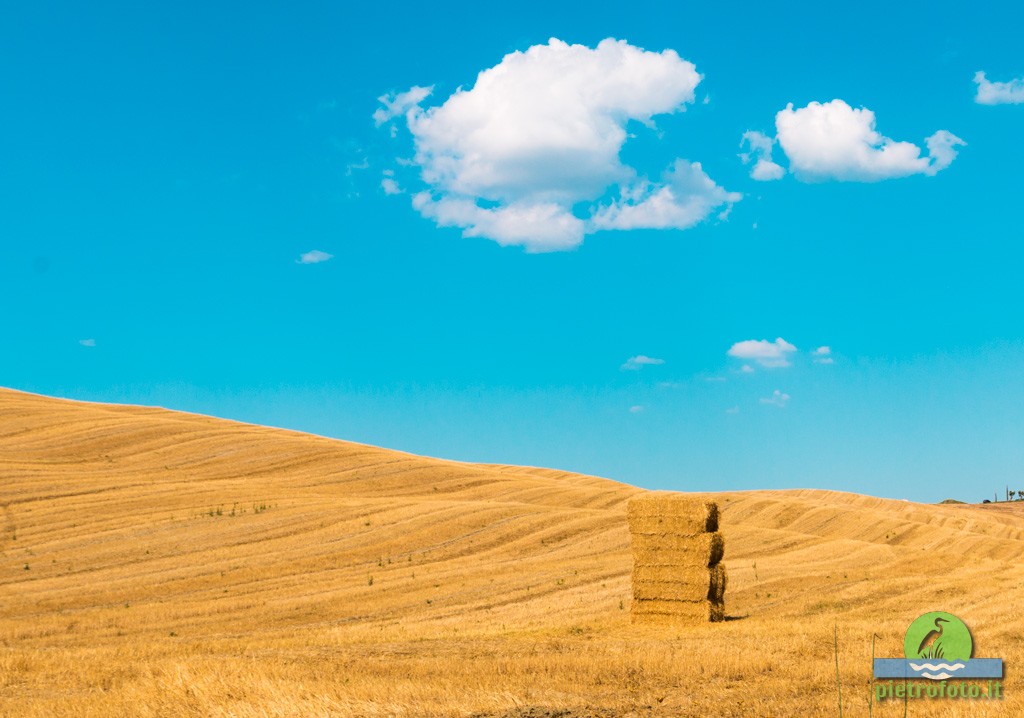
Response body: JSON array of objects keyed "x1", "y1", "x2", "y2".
[
  {"x1": 760, "y1": 390, "x2": 790, "y2": 408},
  {"x1": 381, "y1": 177, "x2": 401, "y2": 195},
  {"x1": 296, "y1": 250, "x2": 333, "y2": 265},
  {"x1": 813, "y1": 346, "x2": 834, "y2": 364},
  {"x1": 621, "y1": 355, "x2": 665, "y2": 371},
  {"x1": 344, "y1": 158, "x2": 369, "y2": 176},
  {"x1": 774, "y1": 99, "x2": 964, "y2": 181},
  {"x1": 974, "y1": 71, "x2": 1024, "y2": 105},
  {"x1": 725, "y1": 406, "x2": 740, "y2": 414},
  {"x1": 629, "y1": 405, "x2": 645, "y2": 413},
  {"x1": 703, "y1": 376, "x2": 727, "y2": 383},
  {"x1": 79, "y1": 338, "x2": 96, "y2": 347},
  {"x1": 739, "y1": 364, "x2": 755, "y2": 374},
  {"x1": 658, "y1": 381, "x2": 684, "y2": 389},
  {"x1": 727, "y1": 337, "x2": 797, "y2": 368},
  {"x1": 373, "y1": 85, "x2": 433, "y2": 126},
  {"x1": 739, "y1": 131, "x2": 785, "y2": 181}
]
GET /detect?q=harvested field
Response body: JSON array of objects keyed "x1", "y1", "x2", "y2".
[{"x1": 2, "y1": 387, "x2": 1024, "y2": 717}]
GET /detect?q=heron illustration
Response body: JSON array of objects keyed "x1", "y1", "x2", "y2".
[{"x1": 916, "y1": 616, "x2": 949, "y2": 659}]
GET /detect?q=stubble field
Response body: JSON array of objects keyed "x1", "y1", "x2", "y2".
[{"x1": 1, "y1": 387, "x2": 1022, "y2": 717}]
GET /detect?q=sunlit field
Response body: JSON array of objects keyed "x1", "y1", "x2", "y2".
[{"x1": 2, "y1": 387, "x2": 1022, "y2": 717}]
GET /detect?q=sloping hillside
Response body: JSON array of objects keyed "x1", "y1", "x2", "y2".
[{"x1": 2, "y1": 387, "x2": 1023, "y2": 717}]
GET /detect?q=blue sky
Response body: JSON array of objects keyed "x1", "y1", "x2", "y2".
[{"x1": 4, "y1": 1, "x2": 1024, "y2": 501}]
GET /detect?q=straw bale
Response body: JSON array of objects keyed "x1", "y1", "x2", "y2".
[
  {"x1": 627, "y1": 495, "x2": 718, "y2": 525},
  {"x1": 631, "y1": 599, "x2": 724, "y2": 623},
  {"x1": 632, "y1": 564, "x2": 716, "y2": 584},
  {"x1": 630, "y1": 532, "x2": 724, "y2": 566},
  {"x1": 627, "y1": 514, "x2": 718, "y2": 536},
  {"x1": 632, "y1": 565, "x2": 727, "y2": 602}
]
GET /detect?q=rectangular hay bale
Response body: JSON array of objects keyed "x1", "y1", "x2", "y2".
[
  {"x1": 627, "y1": 514, "x2": 719, "y2": 537},
  {"x1": 631, "y1": 564, "x2": 727, "y2": 602},
  {"x1": 627, "y1": 495, "x2": 718, "y2": 523},
  {"x1": 630, "y1": 532, "x2": 725, "y2": 566},
  {"x1": 631, "y1": 598, "x2": 724, "y2": 623}
]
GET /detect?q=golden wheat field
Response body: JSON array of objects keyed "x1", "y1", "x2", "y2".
[{"x1": 1, "y1": 386, "x2": 1022, "y2": 717}]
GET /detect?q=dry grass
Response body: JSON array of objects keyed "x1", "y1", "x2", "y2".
[{"x1": 2, "y1": 387, "x2": 1024, "y2": 716}]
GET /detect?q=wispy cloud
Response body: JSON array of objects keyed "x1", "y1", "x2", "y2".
[
  {"x1": 621, "y1": 355, "x2": 665, "y2": 371},
  {"x1": 974, "y1": 71, "x2": 1024, "y2": 105},
  {"x1": 760, "y1": 390, "x2": 790, "y2": 408},
  {"x1": 381, "y1": 177, "x2": 401, "y2": 195},
  {"x1": 373, "y1": 86, "x2": 433, "y2": 126},
  {"x1": 725, "y1": 406, "x2": 740, "y2": 414},
  {"x1": 79, "y1": 338, "x2": 96, "y2": 347},
  {"x1": 727, "y1": 338, "x2": 796, "y2": 368},
  {"x1": 739, "y1": 130, "x2": 785, "y2": 181},
  {"x1": 296, "y1": 250, "x2": 333, "y2": 265},
  {"x1": 629, "y1": 405, "x2": 645, "y2": 414},
  {"x1": 813, "y1": 346, "x2": 834, "y2": 364}
]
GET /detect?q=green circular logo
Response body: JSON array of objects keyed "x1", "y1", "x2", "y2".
[{"x1": 904, "y1": 612, "x2": 973, "y2": 661}]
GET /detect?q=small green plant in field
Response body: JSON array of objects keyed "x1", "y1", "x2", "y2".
[
  {"x1": 619, "y1": 600, "x2": 624, "y2": 610},
  {"x1": 367, "y1": 575, "x2": 374, "y2": 586}
]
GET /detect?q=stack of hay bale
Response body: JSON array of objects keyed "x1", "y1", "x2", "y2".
[{"x1": 627, "y1": 494, "x2": 726, "y2": 623}]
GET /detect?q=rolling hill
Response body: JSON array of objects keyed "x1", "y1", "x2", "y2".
[{"x1": 2, "y1": 386, "x2": 1022, "y2": 717}]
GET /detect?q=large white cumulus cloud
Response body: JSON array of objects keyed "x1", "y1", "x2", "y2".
[
  {"x1": 378, "y1": 38, "x2": 739, "y2": 252},
  {"x1": 774, "y1": 100, "x2": 964, "y2": 182}
]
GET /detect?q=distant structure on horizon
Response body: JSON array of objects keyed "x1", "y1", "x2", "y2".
[{"x1": 627, "y1": 495, "x2": 726, "y2": 623}]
